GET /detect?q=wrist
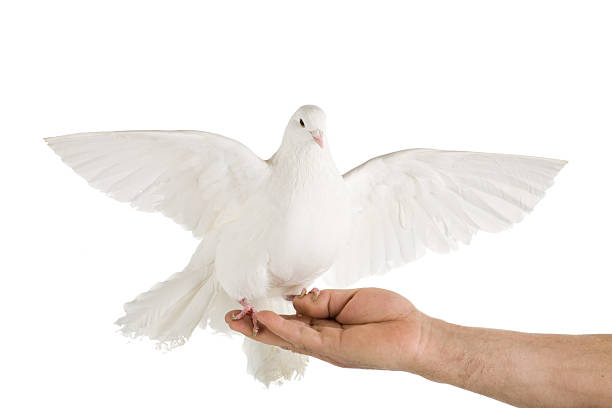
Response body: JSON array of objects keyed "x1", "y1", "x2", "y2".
[
  {"x1": 408, "y1": 316, "x2": 482, "y2": 387},
  {"x1": 396, "y1": 312, "x2": 447, "y2": 377},
  {"x1": 409, "y1": 318, "x2": 542, "y2": 405}
]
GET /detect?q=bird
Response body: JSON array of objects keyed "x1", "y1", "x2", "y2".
[{"x1": 45, "y1": 105, "x2": 566, "y2": 386}]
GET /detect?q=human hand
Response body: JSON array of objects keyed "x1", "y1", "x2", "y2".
[
  {"x1": 225, "y1": 288, "x2": 429, "y2": 371},
  {"x1": 227, "y1": 288, "x2": 612, "y2": 407}
]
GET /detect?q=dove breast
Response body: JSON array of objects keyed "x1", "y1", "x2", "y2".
[
  {"x1": 265, "y1": 175, "x2": 351, "y2": 291},
  {"x1": 214, "y1": 151, "x2": 351, "y2": 301}
]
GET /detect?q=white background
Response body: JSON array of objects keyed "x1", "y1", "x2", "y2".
[{"x1": 1, "y1": 1, "x2": 611, "y2": 407}]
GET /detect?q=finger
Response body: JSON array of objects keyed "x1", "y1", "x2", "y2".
[
  {"x1": 277, "y1": 313, "x2": 343, "y2": 330},
  {"x1": 334, "y1": 288, "x2": 415, "y2": 324},
  {"x1": 276, "y1": 313, "x2": 342, "y2": 329},
  {"x1": 310, "y1": 318, "x2": 343, "y2": 330},
  {"x1": 256, "y1": 311, "x2": 324, "y2": 354},
  {"x1": 224, "y1": 310, "x2": 292, "y2": 349},
  {"x1": 242, "y1": 312, "x2": 349, "y2": 365},
  {"x1": 295, "y1": 288, "x2": 414, "y2": 324},
  {"x1": 293, "y1": 289, "x2": 359, "y2": 319},
  {"x1": 278, "y1": 313, "x2": 314, "y2": 325}
]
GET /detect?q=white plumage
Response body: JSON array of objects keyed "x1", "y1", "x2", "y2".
[{"x1": 46, "y1": 105, "x2": 565, "y2": 385}]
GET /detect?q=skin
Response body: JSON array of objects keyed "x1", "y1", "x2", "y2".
[{"x1": 225, "y1": 288, "x2": 612, "y2": 408}]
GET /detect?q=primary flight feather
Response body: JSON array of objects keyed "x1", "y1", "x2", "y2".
[{"x1": 46, "y1": 105, "x2": 566, "y2": 385}]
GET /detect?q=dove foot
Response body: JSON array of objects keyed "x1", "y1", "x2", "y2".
[
  {"x1": 232, "y1": 298, "x2": 259, "y2": 336},
  {"x1": 285, "y1": 287, "x2": 320, "y2": 302},
  {"x1": 308, "y1": 287, "x2": 320, "y2": 301}
]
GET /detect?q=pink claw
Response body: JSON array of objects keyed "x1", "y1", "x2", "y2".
[
  {"x1": 285, "y1": 287, "x2": 321, "y2": 302},
  {"x1": 232, "y1": 298, "x2": 259, "y2": 336},
  {"x1": 308, "y1": 287, "x2": 320, "y2": 301}
]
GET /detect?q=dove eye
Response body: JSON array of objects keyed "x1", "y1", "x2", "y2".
[{"x1": 299, "y1": 119, "x2": 305, "y2": 128}]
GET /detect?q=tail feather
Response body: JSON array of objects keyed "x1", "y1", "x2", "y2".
[
  {"x1": 115, "y1": 264, "x2": 220, "y2": 348},
  {"x1": 243, "y1": 339, "x2": 308, "y2": 387},
  {"x1": 115, "y1": 251, "x2": 309, "y2": 384},
  {"x1": 244, "y1": 297, "x2": 309, "y2": 386}
]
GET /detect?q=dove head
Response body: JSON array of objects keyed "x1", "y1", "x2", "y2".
[{"x1": 283, "y1": 105, "x2": 327, "y2": 149}]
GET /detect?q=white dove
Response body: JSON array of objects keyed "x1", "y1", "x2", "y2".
[{"x1": 46, "y1": 105, "x2": 566, "y2": 385}]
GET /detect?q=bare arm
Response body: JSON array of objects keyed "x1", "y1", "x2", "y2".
[
  {"x1": 418, "y1": 318, "x2": 612, "y2": 407},
  {"x1": 226, "y1": 288, "x2": 612, "y2": 407}
]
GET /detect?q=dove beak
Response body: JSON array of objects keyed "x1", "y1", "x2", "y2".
[{"x1": 310, "y1": 129, "x2": 324, "y2": 149}]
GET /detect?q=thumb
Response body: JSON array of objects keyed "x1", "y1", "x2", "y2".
[{"x1": 292, "y1": 288, "x2": 359, "y2": 318}]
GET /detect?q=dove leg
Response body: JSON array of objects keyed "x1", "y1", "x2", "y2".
[{"x1": 232, "y1": 298, "x2": 259, "y2": 336}]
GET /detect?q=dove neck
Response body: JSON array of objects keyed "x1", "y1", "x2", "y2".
[{"x1": 268, "y1": 142, "x2": 340, "y2": 186}]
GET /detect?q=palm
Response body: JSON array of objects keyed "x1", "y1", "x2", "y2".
[{"x1": 226, "y1": 288, "x2": 426, "y2": 371}]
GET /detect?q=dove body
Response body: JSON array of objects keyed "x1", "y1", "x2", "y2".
[{"x1": 215, "y1": 113, "x2": 351, "y2": 300}]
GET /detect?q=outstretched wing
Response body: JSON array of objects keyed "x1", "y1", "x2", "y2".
[
  {"x1": 328, "y1": 149, "x2": 566, "y2": 286},
  {"x1": 46, "y1": 130, "x2": 269, "y2": 237}
]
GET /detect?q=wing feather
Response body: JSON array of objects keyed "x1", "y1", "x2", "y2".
[
  {"x1": 46, "y1": 130, "x2": 269, "y2": 237},
  {"x1": 327, "y1": 149, "x2": 566, "y2": 286}
]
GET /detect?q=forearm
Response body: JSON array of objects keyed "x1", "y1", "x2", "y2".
[{"x1": 411, "y1": 317, "x2": 612, "y2": 408}]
